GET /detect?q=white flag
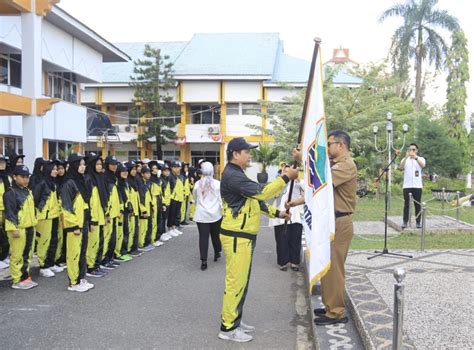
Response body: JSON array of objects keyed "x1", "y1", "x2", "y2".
[{"x1": 301, "y1": 44, "x2": 334, "y2": 292}]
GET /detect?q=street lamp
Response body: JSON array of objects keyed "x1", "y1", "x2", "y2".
[{"x1": 373, "y1": 112, "x2": 409, "y2": 206}]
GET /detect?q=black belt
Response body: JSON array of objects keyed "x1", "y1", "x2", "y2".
[
  {"x1": 221, "y1": 228, "x2": 256, "y2": 253},
  {"x1": 335, "y1": 212, "x2": 352, "y2": 218}
]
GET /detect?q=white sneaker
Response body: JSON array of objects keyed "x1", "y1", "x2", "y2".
[
  {"x1": 0, "y1": 260, "x2": 8, "y2": 269},
  {"x1": 68, "y1": 283, "x2": 89, "y2": 293},
  {"x1": 240, "y1": 321, "x2": 256, "y2": 333},
  {"x1": 50, "y1": 265, "x2": 64, "y2": 273},
  {"x1": 153, "y1": 241, "x2": 164, "y2": 247},
  {"x1": 218, "y1": 328, "x2": 253, "y2": 343},
  {"x1": 169, "y1": 230, "x2": 179, "y2": 237},
  {"x1": 174, "y1": 228, "x2": 183, "y2": 235},
  {"x1": 80, "y1": 279, "x2": 94, "y2": 290},
  {"x1": 40, "y1": 268, "x2": 55, "y2": 278}
]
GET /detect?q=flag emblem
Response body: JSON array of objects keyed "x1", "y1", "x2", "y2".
[{"x1": 307, "y1": 122, "x2": 327, "y2": 196}]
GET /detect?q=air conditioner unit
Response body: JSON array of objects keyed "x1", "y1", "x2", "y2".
[
  {"x1": 208, "y1": 126, "x2": 220, "y2": 134},
  {"x1": 124, "y1": 125, "x2": 132, "y2": 132},
  {"x1": 113, "y1": 125, "x2": 120, "y2": 133}
]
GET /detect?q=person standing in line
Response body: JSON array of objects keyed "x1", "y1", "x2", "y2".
[
  {"x1": 54, "y1": 159, "x2": 68, "y2": 267},
  {"x1": 138, "y1": 167, "x2": 154, "y2": 252},
  {"x1": 34, "y1": 160, "x2": 64, "y2": 278},
  {"x1": 159, "y1": 164, "x2": 172, "y2": 242},
  {"x1": 0, "y1": 155, "x2": 11, "y2": 270},
  {"x1": 399, "y1": 143, "x2": 426, "y2": 229},
  {"x1": 218, "y1": 138, "x2": 298, "y2": 343},
  {"x1": 115, "y1": 163, "x2": 133, "y2": 261},
  {"x1": 192, "y1": 162, "x2": 222, "y2": 271},
  {"x1": 148, "y1": 161, "x2": 164, "y2": 247},
  {"x1": 269, "y1": 164, "x2": 304, "y2": 271},
  {"x1": 167, "y1": 162, "x2": 184, "y2": 237},
  {"x1": 4, "y1": 165, "x2": 38, "y2": 290},
  {"x1": 60, "y1": 154, "x2": 94, "y2": 292},
  {"x1": 125, "y1": 161, "x2": 142, "y2": 257}
]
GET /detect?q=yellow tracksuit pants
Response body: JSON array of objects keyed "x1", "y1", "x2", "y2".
[
  {"x1": 36, "y1": 218, "x2": 59, "y2": 269},
  {"x1": 8, "y1": 227, "x2": 35, "y2": 284}
]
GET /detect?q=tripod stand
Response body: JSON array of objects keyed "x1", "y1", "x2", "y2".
[{"x1": 368, "y1": 156, "x2": 412, "y2": 260}]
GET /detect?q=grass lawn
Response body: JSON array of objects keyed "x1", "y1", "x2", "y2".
[
  {"x1": 351, "y1": 233, "x2": 474, "y2": 250},
  {"x1": 354, "y1": 195, "x2": 474, "y2": 225}
]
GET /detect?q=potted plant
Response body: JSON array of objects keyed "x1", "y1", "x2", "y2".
[{"x1": 251, "y1": 143, "x2": 277, "y2": 184}]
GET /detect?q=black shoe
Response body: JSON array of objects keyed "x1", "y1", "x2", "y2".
[
  {"x1": 416, "y1": 223, "x2": 422, "y2": 229},
  {"x1": 401, "y1": 222, "x2": 407, "y2": 229},
  {"x1": 112, "y1": 260, "x2": 121, "y2": 266},
  {"x1": 313, "y1": 308, "x2": 326, "y2": 316},
  {"x1": 214, "y1": 252, "x2": 221, "y2": 262},
  {"x1": 180, "y1": 221, "x2": 189, "y2": 225},
  {"x1": 201, "y1": 261, "x2": 207, "y2": 271},
  {"x1": 129, "y1": 250, "x2": 143, "y2": 257},
  {"x1": 314, "y1": 315, "x2": 348, "y2": 325}
]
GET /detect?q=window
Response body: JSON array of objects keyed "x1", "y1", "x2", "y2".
[
  {"x1": 0, "y1": 54, "x2": 21, "y2": 88},
  {"x1": 128, "y1": 150, "x2": 139, "y2": 160},
  {"x1": 48, "y1": 141, "x2": 73, "y2": 160},
  {"x1": 191, "y1": 105, "x2": 220, "y2": 124},
  {"x1": 191, "y1": 151, "x2": 219, "y2": 167},
  {"x1": 47, "y1": 72, "x2": 78, "y2": 103},
  {"x1": 226, "y1": 103, "x2": 239, "y2": 115},
  {"x1": 4, "y1": 137, "x2": 20, "y2": 156},
  {"x1": 242, "y1": 103, "x2": 260, "y2": 116},
  {"x1": 163, "y1": 150, "x2": 180, "y2": 161}
]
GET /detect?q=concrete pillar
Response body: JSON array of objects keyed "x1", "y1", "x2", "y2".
[{"x1": 21, "y1": 9, "x2": 43, "y2": 170}]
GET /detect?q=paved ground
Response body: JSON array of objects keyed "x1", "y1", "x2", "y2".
[
  {"x1": 345, "y1": 249, "x2": 474, "y2": 349},
  {"x1": 0, "y1": 223, "x2": 314, "y2": 349},
  {"x1": 388, "y1": 215, "x2": 474, "y2": 233}
]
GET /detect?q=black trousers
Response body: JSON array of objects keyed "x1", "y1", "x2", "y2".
[
  {"x1": 131, "y1": 216, "x2": 139, "y2": 252},
  {"x1": 103, "y1": 218, "x2": 117, "y2": 264},
  {"x1": 167, "y1": 200, "x2": 181, "y2": 228},
  {"x1": 197, "y1": 219, "x2": 222, "y2": 261},
  {"x1": 159, "y1": 207, "x2": 168, "y2": 236},
  {"x1": 0, "y1": 215, "x2": 9, "y2": 261},
  {"x1": 44, "y1": 218, "x2": 59, "y2": 268},
  {"x1": 79, "y1": 216, "x2": 89, "y2": 281},
  {"x1": 121, "y1": 211, "x2": 130, "y2": 256},
  {"x1": 403, "y1": 188, "x2": 422, "y2": 224},
  {"x1": 274, "y1": 223, "x2": 303, "y2": 266}
]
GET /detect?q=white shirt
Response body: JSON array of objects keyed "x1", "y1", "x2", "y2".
[
  {"x1": 268, "y1": 180, "x2": 304, "y2": 227},
  {"x1": 402, "y1": 157, "x2": 426, "y2": 189},
  {"x1": 192, "y1": 178, "x2": 222, "y2": 223}
]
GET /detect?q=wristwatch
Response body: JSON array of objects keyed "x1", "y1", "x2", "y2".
[{"x1": 415, "y1": 157, "x2": 418, "y2": 160}]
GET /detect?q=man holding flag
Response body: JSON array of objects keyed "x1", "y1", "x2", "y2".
[{"x1": 291, "y1": 130, "x2": 357, "y2": 325}]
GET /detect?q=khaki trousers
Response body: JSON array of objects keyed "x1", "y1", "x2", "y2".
[{"x1": 321, "y1": 214, "x2": 353, "y2": 319}]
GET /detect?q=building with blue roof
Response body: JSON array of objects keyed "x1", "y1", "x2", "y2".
[{"x1": 82, "y1": 33, "x2": 362, "y2": 178}]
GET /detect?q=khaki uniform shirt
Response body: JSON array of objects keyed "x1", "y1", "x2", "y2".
[{"x1": 331, "y1": 154, "x2": 357, "y2": 214}]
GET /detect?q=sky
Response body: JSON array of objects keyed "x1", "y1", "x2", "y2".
[{"x1": 59, "y1": 0, "x2": 472, "y2": 121}]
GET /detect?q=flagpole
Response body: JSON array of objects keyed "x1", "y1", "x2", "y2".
[{"x1": 284, "y1": 38, "x2": 321, "y2": 229}]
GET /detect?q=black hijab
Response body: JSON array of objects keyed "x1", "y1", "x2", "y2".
[
  {"x1": 8, "y1": 154, "x2": 25, "y2": 175},
  {"x1": 41, "y1": 160, "x2": 57, "y2": 192},
  {"x1": 115, "y1": 164, "x2": 129, "y2": 204},
  {"x1": 86, "y1": 156, "x2": 109, "y2": 212},
  {"x1": 28, "y1": 157, "x2": 44, "y2": 190},
  {"x1": 66, "y1": 159, "x2": 90, "y2": 203},
  {"x1": 0, "y1": 157, "x2": 11, "y2": 190},
  {"x1": 55, "y1": 161, "x2": 67, "y2": 191}
]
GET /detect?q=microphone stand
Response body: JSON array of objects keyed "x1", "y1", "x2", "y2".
[{"x1": 368, "y1": 156, "x2": 412, "y2": 260}]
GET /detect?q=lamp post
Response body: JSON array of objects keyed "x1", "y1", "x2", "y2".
[{"x1": 373, "y1": 112, "x2": 409, "y2": 207}]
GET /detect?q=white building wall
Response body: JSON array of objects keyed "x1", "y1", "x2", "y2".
[
  {"x1": 0, "y1": 15, "x2": 22, "y2": 50},
  {"x1": 183, "y1": 81, "x2": 218, "y2": 103},
  {"x1": 42, "y1": 101, "x2": 87, "y2": 143},
  {"x1": 226, "y1": 114, "x2": 261, "y2": 137},
  {"x1": 81, "y1": 86, "x2": 96, "y2": 103},
  {"x1": 42, "y1": 20, "x2": 73, "y2": 71},
  {"x1": 225, "y1": 81, "x2": 261, "y2": 102},
  {"x1": 72, "y1": 38, "x2": 102, "y2": 82},
  {"x1": 266, "y1": 87, "x2": 298, "y2": 102},
  {"x1": 185, "y1": 124, "x2": 222, "y2": 143}
]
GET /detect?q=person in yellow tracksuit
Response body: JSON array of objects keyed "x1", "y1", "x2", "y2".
[
  {"x1": 34, "y1": 160, "x2": 64, "y2": 278},
  {"x1": 158, "y1": 164, "x2": 171, "y2": 241},
  {"x1": 84, "y1": 154, "x2": 108, "y2": 278},
  {"x1": 217, "y1": 138, "x2": 298, "y2": 342},
  {"x1": 148, "y1": 161, "x2": 163, "y2": 246},
  {"x1": 167, "y1": 161, "x2": 184, "y2": 236},
  {"x1": 125, "y1": 161, "x2": 141, "y2": 257},
  {"x1": 54, "y1": 159, "x2": 67, "y2": 266},
  {"x1": 61, "y1": 154, "x2": 93, "y2": 293},
  {"x1": 0, "y1": 155, "x2": 11, "y2": 267},
  {"x1": 114, "y1": 163, "x2": 133, "y2": 262},
  {"x1": 138, "y1": 167, "x2": 154, "y2": 251},
  {"x1": 4, "y1": 165, "x2": 38, "y2": 290},
  {"x1": 180, "y1": 163, "x2": 191, "y2": 225},
  {"x1": 102, "y1": 156, "x2": 121, "y2": 269}
]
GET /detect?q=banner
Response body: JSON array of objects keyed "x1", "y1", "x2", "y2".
[{"x1": 301, "y1": 44, "x2": 334, "y2": 292}]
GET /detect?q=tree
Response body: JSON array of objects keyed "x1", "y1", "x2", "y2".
[
  {"x1": 415, "y1": 115, "x2": 463, "y2": 177},
  {"x1": 445, "y1": 31, "x2": 470, "y2": 172},
  {"x1": 130, "y1": 45, "x2": 177, "y2": 160},
  {"x1": 250, "y1": 142, "x2": 278, "y2": 173},
  {"x1": 379, "y1": 0, "x2": 459, "y2": 111}
]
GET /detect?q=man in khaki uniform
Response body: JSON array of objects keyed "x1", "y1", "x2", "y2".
[{"x1": 290, "y1": 130, "x2": 357, "y2": 325}]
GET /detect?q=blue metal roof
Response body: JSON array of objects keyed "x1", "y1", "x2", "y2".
[{"x1": 100, "y1": 33, "x2": 362, "y2": 85}]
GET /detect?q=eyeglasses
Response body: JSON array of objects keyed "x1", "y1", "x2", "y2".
[
  {"x1": 409, "y1": 148, "x2": 417, "y2": 151},
  {"x1": 327, "y1": 141, "x2": 341, "y2": 147}
]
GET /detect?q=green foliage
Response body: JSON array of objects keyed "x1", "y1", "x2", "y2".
[
  {"x1": 57, "y1": 146, "x2": 73, "y2": 160},
  {"x1": 130, "y1": 45, "x2": 177, "y2": 159},
  {"x1": 444, "y1": 31, "x2": 470, "y2": 173},
  {"x1": 379, "y1": 0, "x2": 460, "y2": 111},
  {"x1": 250, "y1": 143, "x2": 278, "y2": 173},
  {"x1": 422, "y1": 177, "x2": 468, "y2": 192},
  {"x1": 414, "y1": 115, "x2": 463, "y2": 177}
]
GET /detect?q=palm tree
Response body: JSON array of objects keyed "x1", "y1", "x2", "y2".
[{"x1": 380, "y1": 0, "x2": 459, "y2": 111}]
